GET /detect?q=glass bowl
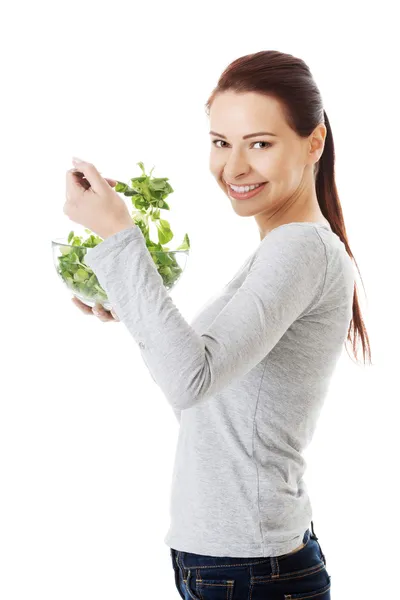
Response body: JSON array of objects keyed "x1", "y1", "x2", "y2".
[{"x1": 51, "y1": 236, "x2": 190, "y2": 310}]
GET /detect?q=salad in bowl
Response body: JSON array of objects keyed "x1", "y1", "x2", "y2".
[{"x1": 52, "y1": 162, "x2": 190, "y2": 310}]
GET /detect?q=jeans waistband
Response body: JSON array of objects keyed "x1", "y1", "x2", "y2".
[{"x1": 172, "y1": 521, "x2": 325, "y2": 567}]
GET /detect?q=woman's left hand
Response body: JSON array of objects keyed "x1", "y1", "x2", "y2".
[{"x1": 64, "y1": 158, "x2": 135, "y2": 240}]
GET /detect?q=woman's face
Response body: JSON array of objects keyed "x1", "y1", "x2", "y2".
[{"x1": 208, "y1": 91, "x2": 322, "y2": 222}]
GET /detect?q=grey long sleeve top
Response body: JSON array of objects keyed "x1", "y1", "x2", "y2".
[{"x1": 84, "y1": 221, "x2": 355, "y2": 558}]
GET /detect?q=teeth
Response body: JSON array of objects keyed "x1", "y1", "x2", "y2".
[{"x1": 229, "y1": 183, "x2": 263, "y2": 193}]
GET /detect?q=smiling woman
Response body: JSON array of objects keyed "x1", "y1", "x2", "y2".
[
  {"x1": 65, "y1": 48, "x2": 372, "y2": 600},
  {"x1": 205, "y1": 49, "x2": 371, "y2": 367},
  {"x1": 149, "y1": 48, "x2": 374, "y2": 600}
]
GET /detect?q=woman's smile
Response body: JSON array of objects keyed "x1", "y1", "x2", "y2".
[{"x1": 226, "y1": 180, "x2": 268, "y2": 200}]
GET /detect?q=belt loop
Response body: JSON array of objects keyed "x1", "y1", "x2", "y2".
[
  {"x1": 310, "y1": 520, "x2": 318, "y2": 540},
  {"x1": 311, "y1": 521, "x2": 327, "y2": 566}
]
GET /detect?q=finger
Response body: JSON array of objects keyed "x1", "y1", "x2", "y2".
[
  {"x1": 71, "y1": 164, "x2": 116, "y2": 187},
  {"x1": 72, "y1": 170, "x2": 91, "y2": 190},
  {"x1": 92, "y1": 303, "x2": 115, "y2": 321},
  {"x1": 71, "y1": 160, "x2": 107, "y2": 194},
  {"x1": 93, "y1": 310, "x2": 113, "y2": 321},
  {"x1": 110, "y1": 308, "x2": 120, "y2": 321},
  {"x1": 66, "y1": 169, "x2": 86, "y2": 200},
  {"x1": 71, "y1": 170, "x2": 115, "y2": 189},
  {"x1": 71, "y1": 296, "x2": 93, "y2": 314}
]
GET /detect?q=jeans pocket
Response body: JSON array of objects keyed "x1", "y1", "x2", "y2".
[
  {"x1": 185, "y1": 568, "x2": 235, "y2": 600},
  {"x1": 283, "y1": 575, "x2": 331, "y2": 599},
  {"x1": 251, "y1": 534, "x2": 330, "y2": 599}
]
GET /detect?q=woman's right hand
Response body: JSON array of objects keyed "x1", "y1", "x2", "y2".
[{"x1": 71, "y1": 296, "x2": 120, "y2": 322}]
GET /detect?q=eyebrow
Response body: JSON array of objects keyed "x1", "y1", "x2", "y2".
[{"x1": 209, "y1": 130, "x2": 277, "y2": 139}]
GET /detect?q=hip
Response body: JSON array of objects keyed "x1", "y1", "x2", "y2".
[{"x1": 170, "y1": 521, "x2": 331, "y2": 599}]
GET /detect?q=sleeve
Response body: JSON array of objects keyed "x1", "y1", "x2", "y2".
[
  {"x1": 141, "y1": 347, "x2": 181, "y2": 423},
  {"x1": 84, "y1": 224, "x2": 327, "y2": 413},
  {"x1": 172, "y1": 407, "x2": 181, "y2": 424}
]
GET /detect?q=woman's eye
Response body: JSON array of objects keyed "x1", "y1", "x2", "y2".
[{"x1": 212, "y1": 140, "x2": 271, "y2": 149}]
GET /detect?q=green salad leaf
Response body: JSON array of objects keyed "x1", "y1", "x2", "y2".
[{"x1": 56, "y1": 162, "x2": 190, "y2": 304}]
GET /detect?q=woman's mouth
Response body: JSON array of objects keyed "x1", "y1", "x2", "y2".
[{"x1": 225, "y1": 181, "x2": 268, "y2": 200}]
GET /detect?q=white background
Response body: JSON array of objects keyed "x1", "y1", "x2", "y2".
[{"x1": 1, "y1": 1, "x2": 399, "y2": 598}]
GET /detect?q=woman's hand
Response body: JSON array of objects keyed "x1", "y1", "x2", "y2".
[
  {"x1": 63, "y1": 158, "x2": 135, "y2": 240},
  {"x1": 71, "y1": 296, "x2": 120, "y2": 322}
]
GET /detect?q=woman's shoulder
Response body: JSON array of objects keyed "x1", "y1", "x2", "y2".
[{"x1": 256, "y1": 221, "x2": 330, "y2": 258}]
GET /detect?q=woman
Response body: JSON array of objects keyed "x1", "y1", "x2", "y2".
[{"x1": 84, "y1": 50, "x2": 371, "y2": 599}]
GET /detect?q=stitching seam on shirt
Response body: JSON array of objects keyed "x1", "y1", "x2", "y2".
[
  {"x1": 313, "y1": 228, "x2": 329, "y2": 305},
  {"x1": 250, "y1": 225, "x2": 328, "y2": 316},
  {"x1": 304, "y1": 227, "x2": 329, "y2": 314},
  {"x1": 251, "y1": 359, "x2": 269, "y2": 555}
]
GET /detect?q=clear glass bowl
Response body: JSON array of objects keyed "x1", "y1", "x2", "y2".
[{"x1": 51, "y1": 236, "x2": 190, "y2": 310}]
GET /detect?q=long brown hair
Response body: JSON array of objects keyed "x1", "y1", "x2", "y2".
[{"x1": 205, "y1": 50, "x2": 372, "y2": 366}]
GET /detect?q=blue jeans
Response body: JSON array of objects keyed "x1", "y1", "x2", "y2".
[{"x1": 170, "y1": 521, "x2": 331, "y2": 599}]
